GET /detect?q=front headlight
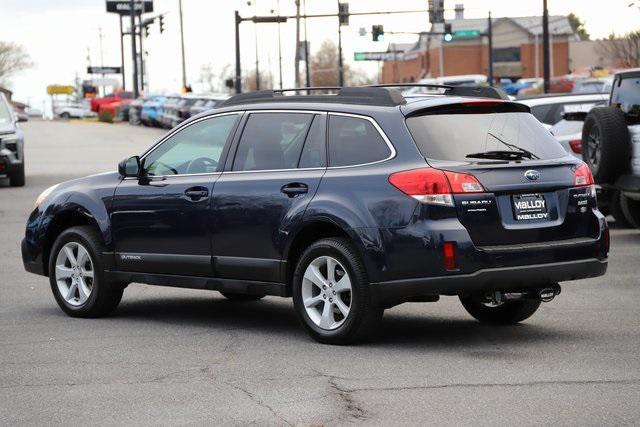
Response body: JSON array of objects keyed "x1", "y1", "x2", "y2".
[{"x1": 35, "y1": 184, "x2": 59, "y2": 208}]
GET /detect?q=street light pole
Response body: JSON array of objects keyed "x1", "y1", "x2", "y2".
[
  {"x1": 179, "y1": 0, "x2": 187, "y2": 89},
  {"x1": 303, "y1": 0, "x2": 310, "y2": 87},
  {"x1": 277, "y1": 0, "x2": 283, "y2": 89},
  {"x1": 487, "y1": 11, "x2": 493, "y2": 85},
  {"x1": 337, "y1": 1, "x2": 344, "y2": 86},
  {"x1": 234, "y1": 10, "x2": 242, "y2": 94},
  {"x1": 119, "y1": 15, "x2": 126, "y2": 90},
  {"x1": 542, "y1": 0, "x2": 550, "y2": 93},
  {"x1": 130, "y1": 0, "x2": 139, "y2": 98},
  {"x1": 138, "y1": 10, "x2": 145, "y2": 92}
]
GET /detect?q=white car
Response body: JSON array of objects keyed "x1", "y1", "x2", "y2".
[
  {"x1": 549, "y1": 119, "x2": 584, "y2": 160},
  {"x1": 56, "y1": 103, "x2": 96, "y2": 119},
  {"x1": 517, "y1": 93, "x2": 608, "y2": 127}
]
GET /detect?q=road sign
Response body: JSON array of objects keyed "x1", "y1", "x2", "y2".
[
  {"x1": 443, "y1": 29, "x2": 482, "y2": 42},
  {"x1": 354, "y1": 52, "x2": 396, "y2": 61},
  {"x1": 106, "y1": 0, "x2": 153, "y2": 15},
  {"x1": 46, "y1": 85, "x2": 74, "y2": 95},
  {"x1": 87, "y1": 66, "x2": 122, "y2": 74}
]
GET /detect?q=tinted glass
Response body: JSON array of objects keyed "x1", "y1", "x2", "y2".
[
  {"x1": 144, "y1": 114, "x2": 238, "y2": 175},
  {"x1": 298, "y1": 115, "x2": 327, "y2": 168},
  {"x1": 529, "y1": 104, "x2": 554, "y2": 124},
  {"x1": 406, "y1": 112, "x2": 567, "y2": 162},
  {"x1": 328, "y1": 115, "x2": 390, "y2": 167},
  {"x1": 612, "y1": 76, "x2": 640, "y2": 114},
  {"x1": 233, "y1": 113, "x2": 313, "y2": 171}
]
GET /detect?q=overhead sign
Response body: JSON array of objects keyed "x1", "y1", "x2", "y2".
[
  {"x1": 354, "y1": 52, "x2": 403, "y2": 61},
  {"x1": 444, "y1": 29, "x2": 482, "y2": 42},
  {"x1": 87, "y1": 66, "x2": 122, "y2": 74},
  {"x1": 106, "y1": 1, "x2": 153, "y2": 15},
  {"x1": 47, "y1": 85, "x2": 75, "y2": 95}
]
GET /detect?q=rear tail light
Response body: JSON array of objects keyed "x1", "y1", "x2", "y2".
[
  {"x1": 574, "y1": 163, "x2": 594, "y2": 187},
  {"x1": 443, "y1": 241, "x2": 457, "y2": 270},
  {"x1": 388, "y1": 168, "x2": 484, "y2": 207},
  {"x1": 568, "y1": 139, "x2": 582, "y2": 154}
]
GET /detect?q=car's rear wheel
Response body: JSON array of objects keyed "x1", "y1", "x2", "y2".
[
  {"x1": 49, "y1": 226, "x2": 123, "y2": 317},
  {"x1": 219, "y1": 292, "x2": 265, "y2": 301},
  {"x1": 9, "y1": 164, "x2": 25, "y2": 187},
  {"x1": 292, "y1": 238, "x2": 383, "y2": 345},
  {"x1": 60, "y1": 112, "x2": 71, "y2": 119},
  {"x1": 620, "y1": 193, "x2": 640, "y2": 229},
  {"x1": 609, "y1": 190, "x2": 633, "y2": 228},
  {"x1": 459, "y1": 295, "x2": 541, "y2": 325}
]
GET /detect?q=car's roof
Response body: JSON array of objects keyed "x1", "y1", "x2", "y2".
[{"x1": 517, "y1": 93, "x2": 607, "y2": 106}]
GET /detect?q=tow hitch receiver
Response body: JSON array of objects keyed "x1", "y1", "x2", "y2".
[{"x1": 486, "y1": 284, "x2": 562, "y2": 305}]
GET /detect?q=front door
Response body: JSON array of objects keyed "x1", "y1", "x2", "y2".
[
  {"x1": 211, "y1": 111, "x2": 327, "y2": 282},
  {"x1": 110, "y1": 113, "x2": 241, "y2": 275}
]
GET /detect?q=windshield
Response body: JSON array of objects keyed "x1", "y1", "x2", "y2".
[
  {"x1": 406, "y1": 112, "x2": 567, "y2": 162},
  {"x1": 0, "y1": 97, "x2": 12, "y2": 125}
]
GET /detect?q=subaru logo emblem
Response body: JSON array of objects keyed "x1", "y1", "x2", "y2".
[{"x1": 524, "y1": 170, "x2": 540, "y2": 181}]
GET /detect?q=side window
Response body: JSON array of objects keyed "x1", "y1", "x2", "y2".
[
  {"x1": 233, "y1": 113, "x2": 313, "y2": 171},
  {"x1": 298, "y1": 114, "x2": 327, "y2": 168},
  {"x1": 144, "y1": 114, "x2": 239, "y2": 176},
  {"x1": 529, "y1": 104, "x2": 553, "y2": 124},
  {"x1": 328, "y1": 115, "x2": 391, "y2": 167}
]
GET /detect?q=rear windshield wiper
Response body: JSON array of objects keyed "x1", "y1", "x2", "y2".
[
  {"x1": 465, "y1": 150, "x2": 535, "y2": 161},
  {"x1": 485, "y1": 132, "x2": 540, "y2": 160}
]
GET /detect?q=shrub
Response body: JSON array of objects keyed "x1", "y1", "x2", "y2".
[{"x1": 98, "y1": 108, "x2": 113, "y2": 123}]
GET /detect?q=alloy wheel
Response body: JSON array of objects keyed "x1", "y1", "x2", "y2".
[
  {"x1": 55, "y1": 242, "x2": 94, "y2": 306},
  {"x1": 301, "y1": 256, "x2": 352, "y2": 330},
  {"x1": 587, "y1": 126, "x2": 601, "y2": 171}
]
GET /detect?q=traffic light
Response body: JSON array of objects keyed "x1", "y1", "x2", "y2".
[
  {"x1": 372, "y1": 25, "x2": 384, "y2": 42},
  {"x1": 159, "y1": 15, "x2": 165, "y2": 33},
  {"x1": 338, "y1": 3, "x2": 349, "y2": 26},
  {"x1": 443, "y1": 23, "x2": 453, "y2": 42}
]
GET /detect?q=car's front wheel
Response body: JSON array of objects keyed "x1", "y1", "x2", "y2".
[
  {"x1": 292, "y1": 238, "x2": 382, "y2": 344},
  {"x1": 459, "y1": 295, "x2": 541, "y2": 325},
  {"x1": 49, "y1": 226, "x2": 124, "y2": 318}
]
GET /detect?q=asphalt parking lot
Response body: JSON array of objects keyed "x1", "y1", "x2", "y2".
[{"x1": 1, "y1": 120, "x2": 639, "y2": 425}]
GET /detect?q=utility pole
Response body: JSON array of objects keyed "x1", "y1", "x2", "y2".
[
  {"x1": 276, "y1": 0, "x2": 283, "y2": 89},
  {"x1": 303, "y1": 0, "x2": 310, "y2": 87},
  {"x1": 234, "y1": 10, "x2": 242, "y2": 94},
  {"x1": 119, "y1": 15, "x2": 126, "y2": 90},
  {"x1": 98, "y1": 27, "x2": 105, "y2": 95},
  {"x1": 179, "y1": 0, "x2": 187, "y2": 89},
  {"x1": 542, "y1": 0, "x2": 550, "y2": 93},
  {"x1": 337, "y1": 1, "x2": 344, "y2": 86},
  {"x1": 294, "y1": 0, "x2": 301, "y2": 88},
  {"x1": 138, "y1": 10, "x2": 145, "y2": 92},
  {"x1": 252, "y1": 1, "x2": 260, "y2": 90},
  {"x1": 487, "y1": 11, "x2": 493, "y2": 85},
  {"x1": 130, "y1": 0, "x2": 139, "y2": 98}
]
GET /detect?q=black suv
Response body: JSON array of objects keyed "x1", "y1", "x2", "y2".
[{"x1": 22, "y1": 86, "x2": 608, "y2": 344}]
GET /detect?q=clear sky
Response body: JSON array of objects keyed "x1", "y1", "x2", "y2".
[{"x1": 1, "y1": 0, "x2": 638, "y2": 108}]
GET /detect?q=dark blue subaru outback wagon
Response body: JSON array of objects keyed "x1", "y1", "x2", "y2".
[{"x1": 22, "y1": 86, "x2": 608, "y2": 344}]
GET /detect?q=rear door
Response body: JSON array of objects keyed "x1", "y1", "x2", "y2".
[
  {"x1": 405, "y1": 102, "x2": 597, "y2": 246},
  {"x1": 210, "y1": 111, "x2": 327, "y2": 282}
]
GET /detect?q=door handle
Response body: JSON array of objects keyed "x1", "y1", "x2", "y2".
[
  {"x1": 281, "y1": 183, "x2": 308, "y2": 197},
  {"x1": 184, "y1": 187, "x2": 209, "y2": 201}
]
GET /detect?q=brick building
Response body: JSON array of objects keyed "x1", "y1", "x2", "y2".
[{"x1": 381, "y1": 9, "x2": 577, "y2": 83}]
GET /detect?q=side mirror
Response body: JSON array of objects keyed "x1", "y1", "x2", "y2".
[{"x1": 118, "y1": 156, "x2": 142, "y2": 178}]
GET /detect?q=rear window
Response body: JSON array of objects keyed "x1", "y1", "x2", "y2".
[
  {"x1": 328, "y1": 115, "x2": 391, "y2": 167},
  {"x1": 612, "y1": 75, "x2": 640, "y2": 115},
  {"x1": 406, "y1": 112, "x2": 567, "y2": 162}
]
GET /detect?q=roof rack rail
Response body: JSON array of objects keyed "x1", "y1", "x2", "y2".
[
  {"x1": 368, "y1": 84, "x2": 510, "y2": 100},
  {"x1": 219, "y1": 86, "x2": 406, "y2": 107}
]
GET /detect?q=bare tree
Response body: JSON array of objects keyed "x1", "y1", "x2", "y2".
[
  {"x1": 198, "y1": 63, "x2": 217, "y2": 92},
  {"x1": 0, "y1": 42, "x2": 32, "y2": 87},
  {"x1": 596, "y1": 31, "x2": 640, "y2": 68},
  {"x1": 243, "y1": 69, "x2": 273, "y2": 92},
  {"x1": 310, "y1": 40, "x2": 375, "y2": 87}
]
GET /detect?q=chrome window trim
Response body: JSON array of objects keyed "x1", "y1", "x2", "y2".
[{"x1": 134, "y1": 109, "x2": 397, "y2": 178}]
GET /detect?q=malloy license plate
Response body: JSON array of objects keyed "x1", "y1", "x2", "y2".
[{"x1": 512, "y1": 193, "x2": 549, "y2": 221}]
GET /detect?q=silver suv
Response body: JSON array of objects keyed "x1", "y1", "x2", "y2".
[{"x1": 0, "y1": 93, "x2": 25, "y2": 187}]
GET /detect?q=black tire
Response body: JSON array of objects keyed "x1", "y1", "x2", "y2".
[
  {"x1": 582, "y1": 107, "x2": 630, "y2": 184},
  {"x1": 48, "y1": 226, "x2": 123, "y2": 318},
  {"x1": 9, "y1": 164, "x2": 25, "y2": 187},
  {"x1": 609, "y1": 190, "x2": 633, "y2": 228},
  {"x1": 292, "y1": 238, "x2": 383, "y2": 345},
  {"x1": 620, "y1": 193, "x2": 640, "y2": 229},
  {"x1": 459, "y1": 296, "x2": 541, "y2": 325},
  {"x1": 60, "y1": 112, "x2": 71, "y2": 119},
  {"x1": 219, "y1": 292, "x2": 265, "y2": 301}
]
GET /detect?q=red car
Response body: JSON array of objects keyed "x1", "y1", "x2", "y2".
[{"x1": 90, "y1": 91, "x2": 134, "y2": 113}]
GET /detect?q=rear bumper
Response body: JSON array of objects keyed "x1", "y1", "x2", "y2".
[{"x1": 370, "y1": 258, "x2": 607, "y2": 304}]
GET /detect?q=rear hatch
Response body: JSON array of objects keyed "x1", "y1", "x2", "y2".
[{"x1": 404, "y1": 100, "x2": 598, "y2": 246}]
